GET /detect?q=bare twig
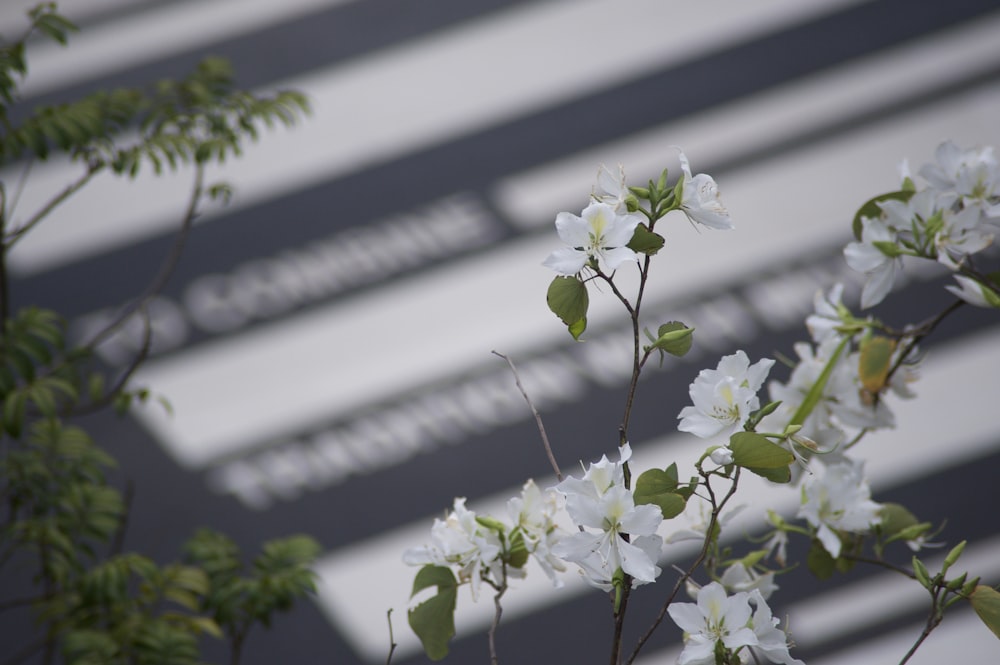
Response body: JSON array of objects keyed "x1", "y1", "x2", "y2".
[
  {"x1": 385, "y1": 609, "x2": 398, "y2": 665},
  {"x1": 898, "y1": 591, "x2": 943, "y2": 665},
  {"x1": 493, "y1": 350, "x2": 562, "y2": 481},
  {"x1": 626, "y1": 469, "x2": 743, "y2": 665},
  {"x1": 488, "y1": 573, "x2": 508, "y2": 665},
  {"x1": 84, "y1": 163, "x2": 205, "y2": 352},
  {"x1": 3, "y1": 161, "x2": 102, "y2": 249}
]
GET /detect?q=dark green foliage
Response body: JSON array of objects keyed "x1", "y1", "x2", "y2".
[{"x1": 0, "y1": 5, "x2": 317, "y2": 663}]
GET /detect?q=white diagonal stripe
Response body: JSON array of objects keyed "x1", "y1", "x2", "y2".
[
  {"x1": 6, "y1": 0, "x2": 875, "y2": 275},
  {"x1": 129, "y1": 81, "x2": 1000, "y2": 468}
]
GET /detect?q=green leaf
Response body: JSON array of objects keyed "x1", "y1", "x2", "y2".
[
  {"x1": 409, "y1": 565, "x2": 458, "y2": 661},
  {"x1": 858, "y1": 335, "x2": 896, "y2": 395},
  {"x1": 788, "y1": 336, "x2": 850, "y2": 428},
  {"x1": 878, "y1": 503, "x2": 925, "y2": 543},
  {"x1": 627, "y1": 224, "x2": 665, "y2": 256},
  {"x1": 547, "y1": 276, "x2": 589, "y2": 327},
  {"x1": 730, "y1": 432, "x2": 794, "y2": 469},
  {"x1": 807, "y1": 539, "x2": 836, "y2": 580},
  {"x1": 634, "y1": 466, "x2": 687, "y2": 519},
  {"x1": 970, "y1": 586, "x2": 1000, "y2": 641},
  {"x1": 851, "y1": 189, "x2": 914, "y2": 240},
  {"x1": 568, "y1": 317, "x2": 587, "y2": 341}
]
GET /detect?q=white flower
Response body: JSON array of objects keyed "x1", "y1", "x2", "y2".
[
  {"x1": 797, "y1": 458, "x2": 882, "y2": 559},
  {"x1": 945, "y1": 274, "x2": 1000, "y2": 308},
  {"x1": 763, "y1": 337, "x2": 898, "y2": 452},
  {"x1": 678, "y1": 351, "x2": 775, "y2": 438},
  {"x1": 720, "y1": 563, "x2": 779, "y2": 601},
  {"x1": 594, "y1": 162, "x2": 630, "y2": 212},
  {"x1": 668, "y1": 582, "x2": 757, "y2": 665},
  {"x1": 844, "y1": 215, "x2": 902, "y2": 308},
  {"x1": 667, "y1": 503, "x2": 746, "y2": 546},
  {"x1": 919, "y1": 140, "x2": 1000, "y2": 218},
  {"x1": 542, "y1": 201, "x2": 642, "y2": 275},
  {"x1": 506, "y1": 479, "x2": 568, "y2": 586},
  {"x1": 805, "y1": 283, "x2": 850, "y2": 344},
  {"x1": 678, "y1": 150, "x2": 734, "y2": 230},
  {"x1": 552, "y1": 444, "x2": 664, "y2": 589},
  {"x1": 747, "y1": 590, "x2": 806, "y2": 665},
  {"x1": 403, "y1": 498, "x2": 502, "y2": 600},
  {"x1": 933, "y1": 204, "x2": 993, "y2": 270}
]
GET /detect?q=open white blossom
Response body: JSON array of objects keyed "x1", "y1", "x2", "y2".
[
  {"x1": 669, "y1": 582, "x2": 758, "y2": 665},
  {"x1": 403, "y1": 498, "x2": 502, "y2": 600},
  {"x1": 506, "y1": 479, "x2": 568, "y2": 586},
  {"x1": 919, "y1": 140, "x2": 1000, "y2": 219},
  {"x1": 678, "y1": 150, "x2": 734, "y2": 230},
  {"x1": 844, "y1": 215, "x2": 902, "y2": 309},
  {"x1": 594, "y1": 162, "x2": 630, "y2": 212},
  {"x1": 543, "y1": 201, "x2": 642, "y2": 275},
  {"x1": 720, "y1": 563, "x2": 779, "y2": 601},
  {"x1": 805, "y1": 283, "x2": 850, "y2": 344},
  {"x1": 797, "y1": 458, "x2": 882, "y2": 558},
  {"x1": 763, "y1": 336, "x2": 898, "y2": 452},
  {"x1": 678, "y1": 351, "x2": 775, "y2": 438},
  {"x1": 552, "y1": 444, "x2": 664, "y2": 589},
  {"x1": 747, "y1": 590, "x2": 806, "y2": 665}
]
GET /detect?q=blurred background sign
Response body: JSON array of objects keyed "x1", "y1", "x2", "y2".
[{"x1": 3, "y1": 0, "x2": 1000, "y2": 662}]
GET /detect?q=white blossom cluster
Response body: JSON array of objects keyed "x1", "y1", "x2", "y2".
[
  {"x1": 402, "y1": 145, "x2": 1000, "y2": 664},
  {"x1": 845, "y1": 140, "x2": 1000, "y2": 308},
  {"x1": 543, "y1": 151, "x2": 733, "y2": 277},
  {"x1": 551, "y1": 443, "x2": 664, "y2": 590},
  {"x1": 669, "y1": 582, "x2": 804, "y2": 665},
  {"x1": 402, "y1": 479, "x2": 567, "y2": 599}
]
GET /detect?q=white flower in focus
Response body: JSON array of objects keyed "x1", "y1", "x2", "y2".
[
  {"x1": 594, "y1": 162, "x2": 630, "y2": 212},
  {"x1": 678, "y1": 351, "x2": 775, "y2": 438},
  {"x1": 506, "y1": 479, "x2": 568, "y2": 586},
  {"x1": 747, "y1": 590, "x2": 806, "y2": 665},
  {"x1": 403, "y1": 498, "x2": 502, "y2": 600},
  {"x1": 668, "y1": 582, "x2": 757, "y2": 665},
  {"x1": 797, "y1": 458, "x2": 882, "y2": 559},
  {"x1": 542, "y1": 201, "x2": 642, "y2": 275},
  {"x1": 945, "y1": 274, "x2": 1000, "y2": 308},
  {"x1": 552, "y1": 444, "x2": 664, "y2": 589},
  {"x1": 678, "y1": 150, "x2": 734, "y2": 230},
  {"x1": 844, "y1": 216, "x2": 902, "y2": 308}
]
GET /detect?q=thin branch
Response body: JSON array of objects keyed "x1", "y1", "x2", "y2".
[
  {"x1": 69, "y1": 306, "x2": 152, "y2": 416},
  {"x1": 626, "y1": 470, "x2": 743, "y2": 665},
  {"x1": 841, "y1": 553, "x2": 917, "y2": 580},
  {"x1": 898, "y1": 590, "x2": 943, "y2": 665},
  {"x1": 885, "y1": 298, "x2": 963, "y2": 383},
  {"x1": 84, "y1": 163, "x2": 205, "y2": 353},
  {"x1": 3, "y1": 160, "x2": 102, "y2": 249},
  {"x1": 385, "y1": 609, "x2": 398, "y2": 665},
  {"x1": 493, "y1": 350, "x2": 562, "y2": 481},
  {"x1": 488, "y1": 567, "x2": 508, "y2": 665}
]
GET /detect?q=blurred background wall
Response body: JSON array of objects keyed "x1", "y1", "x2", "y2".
[{"x1": 3, "y1": 0, "x2": 999, "y2": 662}]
